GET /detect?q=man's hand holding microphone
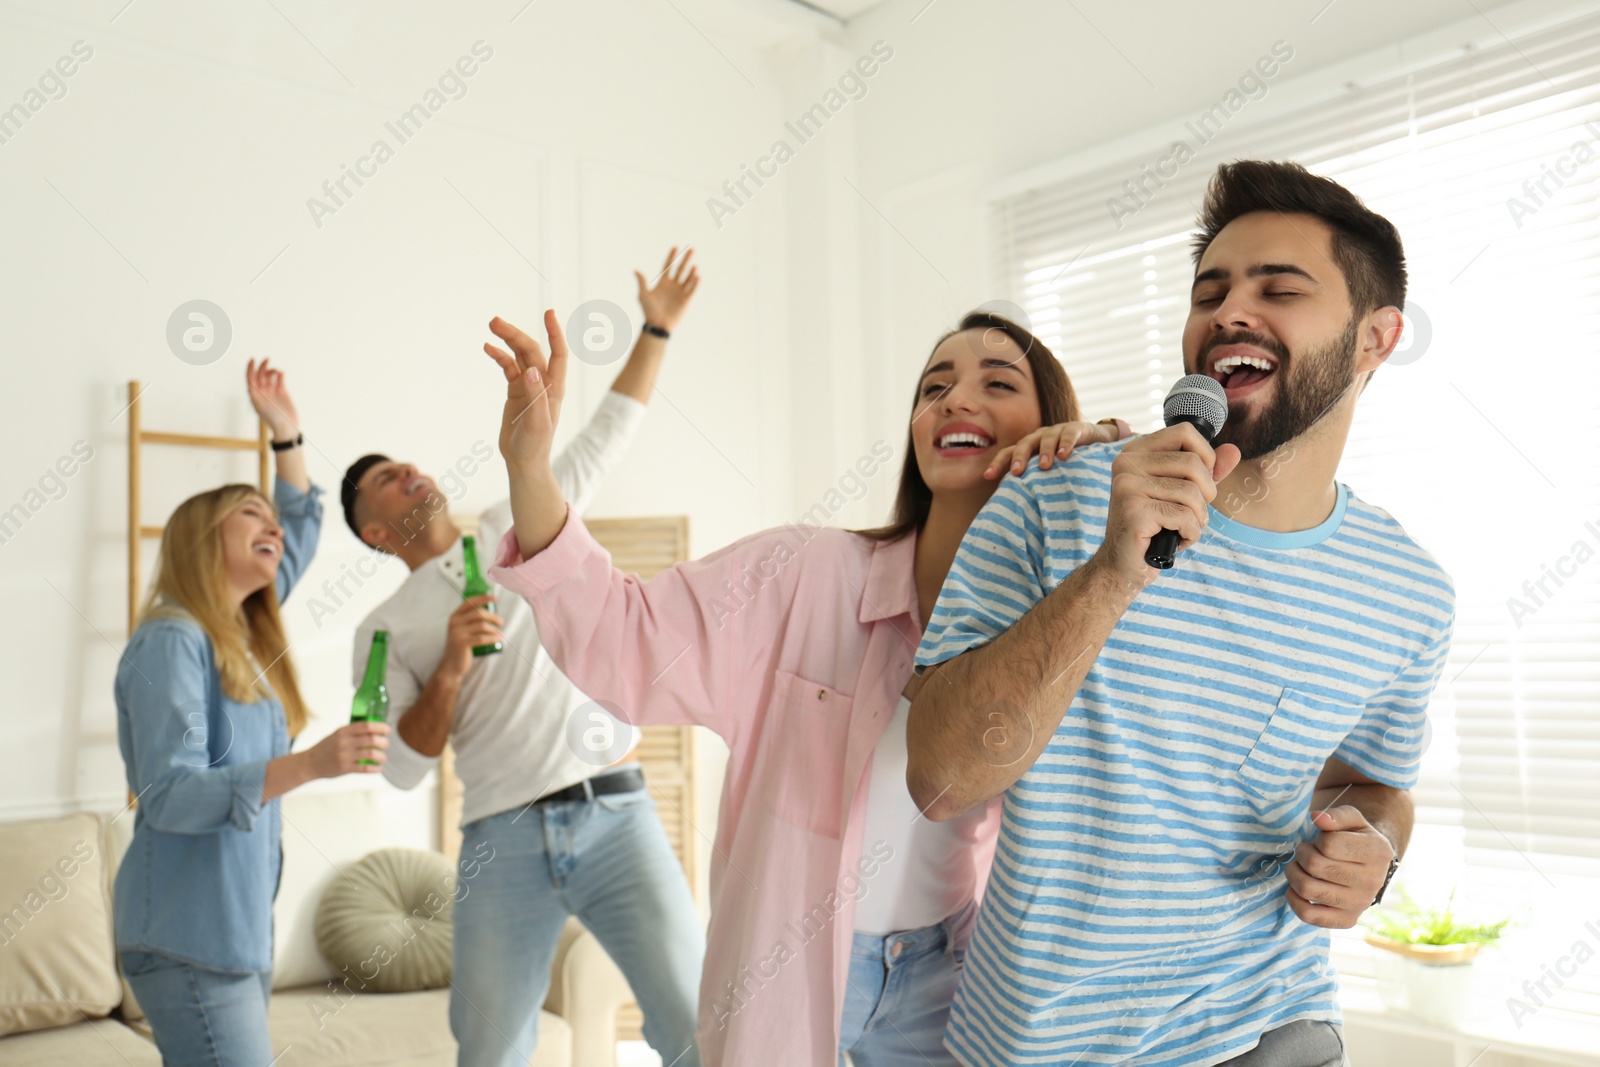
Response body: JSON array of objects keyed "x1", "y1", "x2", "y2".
[{"x1": 1091, "y1": 376, "x2": 1241, "y2": 591}]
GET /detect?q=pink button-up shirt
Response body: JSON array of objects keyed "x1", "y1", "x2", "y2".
[{"x1": 492, "y1": 508, "x2": 1001, "y2": 1066}]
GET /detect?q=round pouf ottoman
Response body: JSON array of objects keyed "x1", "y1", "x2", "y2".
[{"x1": 314, "y1": 847, "x2": 455, "y2": 993}]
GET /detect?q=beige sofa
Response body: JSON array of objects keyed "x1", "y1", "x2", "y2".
[{"x1": 0, "y1": 789, "x2": 639, "y2": 1066}]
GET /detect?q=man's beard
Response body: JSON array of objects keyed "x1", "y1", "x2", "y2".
[{"x1": 1212, "y1": 315, "x2": 1361, "y2": 462}]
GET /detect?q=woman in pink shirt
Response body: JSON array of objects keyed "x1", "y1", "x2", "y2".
[{"x1": 482, "y1": 309, "x2": 1128, "y2": 1066}]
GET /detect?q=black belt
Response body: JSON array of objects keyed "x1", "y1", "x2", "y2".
[{"x1": 532, "y1": 766, "x2": 644, "y2": 807}]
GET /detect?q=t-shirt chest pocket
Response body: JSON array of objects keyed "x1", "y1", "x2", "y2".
[
  {"x1": 759, "y1": 669, "x2": 856, "y2": 839},
  {"x1": 1238, "y1": 688, "x2": 1366, "y2": 800}
]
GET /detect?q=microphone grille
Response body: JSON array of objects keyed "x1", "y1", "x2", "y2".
[{"x1": 1162, "y1": 374, "x2": 1228, "y2": 438}]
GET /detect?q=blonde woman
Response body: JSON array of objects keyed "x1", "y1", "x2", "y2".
[{"x1": 114, "y1": 361, "x2": 388, "y2": 1067}]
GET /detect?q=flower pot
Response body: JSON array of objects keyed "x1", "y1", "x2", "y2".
[{"x1": 1365, "y1": 933, "x2": 1483, "y2": 1026}]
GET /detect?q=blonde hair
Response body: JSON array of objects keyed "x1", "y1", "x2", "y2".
[{"x1": 138, "y1": 484, "x2": 311, "y2": 737}]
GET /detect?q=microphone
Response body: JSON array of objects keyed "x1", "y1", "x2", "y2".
[{"x1": 1144, "y1": 374, "x2": 1228, "y2": 570}]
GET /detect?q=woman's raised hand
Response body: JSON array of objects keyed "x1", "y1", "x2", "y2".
[
  {"x1": 984, "y1": 418, "x2": 1134, "y2": 480},
  {"x1": 245, "y1": 358, "x2": 300, "y2": 441},
  {"x1": 484, "y1": 311, "x2": 569, "y2": 473}
]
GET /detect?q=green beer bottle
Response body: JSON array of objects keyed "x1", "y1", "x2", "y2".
[
  {"x1": 460, "y1": 535, "x2": 503, "y2": 656},
  {"x1": 351, "y1": 630, "x2": 390, "y2": 766}
]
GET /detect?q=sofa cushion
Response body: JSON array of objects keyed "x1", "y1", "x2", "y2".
[
  {"x1": 274, "y1": 787, "x2": 396, "y2": 990},
  {"x1": 0, "y1": 1016, "x2": 161, "y2": 1065},
  {"x1": 268, "y1": 984, "x2": 572, "y2": 1067},
  {"x1": 0, "y1": 812, "x2": 121, "y2": 1037},
  {"x1": 315, "y1": 848, "x2": 453, "y2": 993}
]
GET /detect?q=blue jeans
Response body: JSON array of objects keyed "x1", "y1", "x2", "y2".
[
  {"x1": 450, "y1": 784, "x2": 704, "y2": 1067},
  {"x1": 120, "y1": 949, "x2": 274, "y2": 1067},
  {"x1": 838, "y1": 910, "x2": 969, "y2": 1067}
]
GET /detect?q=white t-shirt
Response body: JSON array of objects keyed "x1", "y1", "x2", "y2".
[
  {"x1": 853, "y1": 695, "x2": 992, "y2": 936},
  {"x1": 353, "y1": 390, "x2": 647, "y2": 827}
]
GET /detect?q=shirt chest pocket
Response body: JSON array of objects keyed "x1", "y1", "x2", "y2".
[
  {"x1": 1238, "y1": 688, "x2": 1366, "y2": 800},
  {"x1": 758, "y1": 669, "x2": 856, "y2": 839},
  {"x1": 215, "y1": 681, "x2": 291, "y2": 765}
]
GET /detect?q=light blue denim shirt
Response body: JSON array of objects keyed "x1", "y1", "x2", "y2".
[{"x1": 113, "y1": 478, "x2": 323, "y2": 974}]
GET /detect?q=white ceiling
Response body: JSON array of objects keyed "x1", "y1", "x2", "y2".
[{"x1": 833, "y1": 0, "x2": 1590, "y2": 193}]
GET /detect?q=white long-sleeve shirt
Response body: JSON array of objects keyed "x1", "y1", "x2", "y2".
[{"x1": 353, "y1": 390, "x2": 647, "y2": 827}]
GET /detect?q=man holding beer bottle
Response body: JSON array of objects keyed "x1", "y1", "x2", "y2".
[{"x1": 342, "y1": 249, "x2": 704, "y2": 1067}]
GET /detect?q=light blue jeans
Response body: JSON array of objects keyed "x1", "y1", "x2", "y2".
[
  {"x1": 838, "y1": 908, "x2": 970, "y2": 1067},
  {"x1": 450, "y1": 783, "x2": 704, "y2": 1067},
  {"x1": 120, "y1": 949, "x2": 274, "y2": 1067}
]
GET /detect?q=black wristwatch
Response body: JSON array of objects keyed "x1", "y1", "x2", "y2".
[
  {"x1": 270, "y1": 432, "x2": 304, "y2": 452},
  {"x1": 1373, "y1": 852, "x2": 1400, "y2": 905},
  {"x1": 642, "y1": 322, "x2": 670, "y2": 340}
]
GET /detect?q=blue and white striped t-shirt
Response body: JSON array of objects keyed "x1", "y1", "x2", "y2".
[{"x1": 914, "y1": 441, "x2": 1454, "y2": 1067}]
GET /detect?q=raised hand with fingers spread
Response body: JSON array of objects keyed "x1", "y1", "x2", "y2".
[
  {"x1": 636, "y1": 246, "x2": 700, "y2": 334},
  {"x1": 485, "y1": 311, "x2": 569, "y2": 473},
  {"x1": 483, "y1": 311, "x2": 575, "y2": 561}
]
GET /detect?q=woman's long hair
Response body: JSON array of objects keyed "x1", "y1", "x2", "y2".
[
  {"x1": 137, "y1": 484, "x2": 310, "y2": 737},
  {"x1": 855, "y1": 311, "x2": 1080, "y2": 543}
]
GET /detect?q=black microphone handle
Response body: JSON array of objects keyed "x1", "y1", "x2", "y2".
[
  {"x1": 1142, "y1": 414, "x2": 1211, "y2": 571},
  {"x1": 1145, "y1": 528, "x2": 1182, "y2": 570}
]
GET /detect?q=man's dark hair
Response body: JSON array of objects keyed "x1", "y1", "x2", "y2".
[
  {"x1": 341, "y1": 453, "x2": 390, "y2": 543},
  {"x1": 1193, "y1": 160, "x2": 1407, "y2": 316}
]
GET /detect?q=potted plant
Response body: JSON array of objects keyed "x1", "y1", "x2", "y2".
[{"x1": 1363, "y1": 886, "x2": 1511, "y2": 1026}]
